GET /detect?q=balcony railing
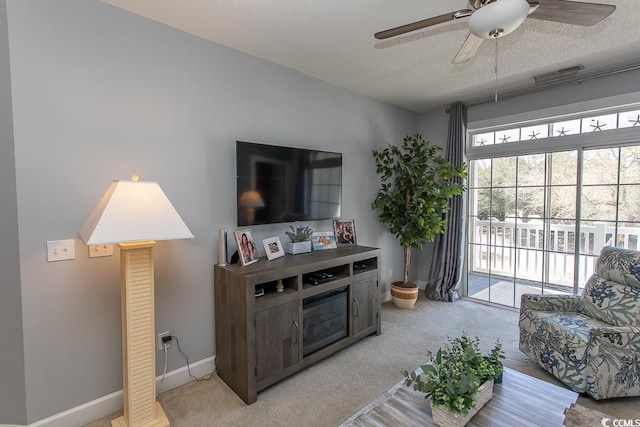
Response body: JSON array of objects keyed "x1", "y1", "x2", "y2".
[{"x1": 469, "y1": 220, "x2": 640, "y2": 288}]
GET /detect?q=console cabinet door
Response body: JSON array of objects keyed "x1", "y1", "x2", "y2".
[
  {"x1": 255, "y1": 301, "x2": 300, "y2": 381},
  {"x1": 352, "y1": 276, "x2": 378, "y2": 336}
]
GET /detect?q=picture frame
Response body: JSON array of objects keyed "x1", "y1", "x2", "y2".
[
  {"x1": 234, "y1": 229, "x2": 259, "y2": 266},
  {"x1": 262, "y1": 236, "x2": 285, "y2": 261},
  {"x1": 332, "y1": 218, "x2": 357, "y2": 246},
  {"x1": 311, "y1": 231, "x2": 337, "y2": 251},
  {"x1": 311, "y1": 231, "x2": 338, "y2": 251}
]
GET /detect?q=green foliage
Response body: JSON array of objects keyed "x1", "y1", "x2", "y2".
[
  {"x1": 487, "y1": 339, "x2": 506, "y2": 378},
  {"x1": 476, "y1": 188, "x2": 509, "y2": 221},
  {"x1": 285, "y1": 225, "x2": 313, "y2": 242},
  {"x1": 372, "y1": 133, "x2": 467, "y2": 283},
  {"x1": 402, "y1": 333, "x2": 504, "y2": 416}
]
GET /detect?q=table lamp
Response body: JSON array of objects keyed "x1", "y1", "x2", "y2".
[{"x1": 79, "y1": 176, "x2": 193, "y2": 427}]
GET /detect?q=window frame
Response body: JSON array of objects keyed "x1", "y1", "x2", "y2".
[{"x1": 463, "y1": 104, "x2": 640, "y2": 304}]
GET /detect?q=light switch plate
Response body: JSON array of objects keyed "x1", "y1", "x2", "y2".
[{"x1": 47, "y1": 239, "x2": 75, "y2": 262}]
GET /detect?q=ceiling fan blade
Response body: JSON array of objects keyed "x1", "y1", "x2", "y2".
[
  {"x1": 452, "y1": 32, "x2": 484, "y2": 64},
  {"x1": 374, "y1": 9, "x2": 472, "y2": 40},
  {"x1": 527, "y1": 0, "x2": 615, "y2": 26},
  {"x1": 527, "y1": 1, "x2": 541, "y2": 15}
]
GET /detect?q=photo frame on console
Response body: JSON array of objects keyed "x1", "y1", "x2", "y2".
[
  {"x1": 234, "y1": 229, "x2": 259, "y2": 266},
  {"x1": 332, "y1": 218, "x2": 357, "y2": 246},
  {"x1": 262, "y1": 236, "x2": 285, "y2": 261},
  {"x1": 311, "y1": 231, "x2": 337, "y2": 251}
]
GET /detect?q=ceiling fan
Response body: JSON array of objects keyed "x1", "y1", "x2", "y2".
[{"x1": 374, "y1": 0, "x2": 616, "y2": 64}]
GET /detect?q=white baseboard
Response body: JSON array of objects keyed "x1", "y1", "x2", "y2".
[
  {"x1": 382, "y1": 291, "x2": 391, "y2": 302},
  {"x1": 21, "y1": 356, "x2": 216, "y2": 427},
  {"x1": 156, "y1": 355, "x2": 216, "y2": 395}
]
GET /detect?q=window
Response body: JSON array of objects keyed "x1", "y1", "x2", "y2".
[
  {"x1": 466, "y1": 107, "x2": 640, "y2": 308},
  {"x1": 471, "y1": 108, "x2": 640, "y2": 147}
]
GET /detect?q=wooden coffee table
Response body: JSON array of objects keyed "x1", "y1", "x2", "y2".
[{"x1": 342, "y1": 368, "x2": 578, "y2": 426}]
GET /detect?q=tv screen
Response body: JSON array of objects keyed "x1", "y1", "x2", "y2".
[{"x1": 236, "y1": 141, "x2": 342, "y2": 226}]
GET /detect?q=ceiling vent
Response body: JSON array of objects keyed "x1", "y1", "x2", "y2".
[{"x1": 533, "y1": 65, "x2": 585, "y2": 86}]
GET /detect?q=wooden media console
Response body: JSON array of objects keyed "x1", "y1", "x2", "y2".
[{"x1": 214, "y1": 246, "x2": 381, "y2": 404}]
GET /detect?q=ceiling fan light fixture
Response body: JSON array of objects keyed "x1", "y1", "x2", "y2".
[{"x1": 469, "y1": 0, "x2": 530, "y2": 39}]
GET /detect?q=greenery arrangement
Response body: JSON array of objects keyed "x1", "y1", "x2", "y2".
[
  {"x1": 486, "y1": 339, "x2": 505, "y2": 383},
  {"x1": 403, "y1": 333, "x2": 504, "y2": 416},
  {"x1": 372, "y1": 133, "x2": 467, "y2": 286},
  {"x1": 285, "y1": 225, "x2": 313, "y2": 242}
]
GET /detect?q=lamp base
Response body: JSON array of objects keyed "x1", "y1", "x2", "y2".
[{"x1": 111, "y1": 402, "x2": 170, "y2": 427}]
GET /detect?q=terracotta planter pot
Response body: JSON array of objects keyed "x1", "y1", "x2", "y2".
[{"x1": 390, "y1": 281, "x2": 418, "y2": 309}]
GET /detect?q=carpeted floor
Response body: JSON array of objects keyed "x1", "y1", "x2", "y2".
[{"x1": 86, "y1": 294, "x2": 639, "y2": 426}]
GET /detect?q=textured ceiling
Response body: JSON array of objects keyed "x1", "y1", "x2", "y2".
[{"x1": 101, "y1": 0, "x2": 640, "y2": 113}]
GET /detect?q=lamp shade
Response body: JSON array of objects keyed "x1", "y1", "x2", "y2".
[
  {"x1": 238, "y1": 190, "x2": 265, "y2": 208},
  {"x1": 468, "y1": 0, "x2": 530, "y2": 39},
  {"x1": 79, "y1": 180, "x2": 194, "y2": 245}
]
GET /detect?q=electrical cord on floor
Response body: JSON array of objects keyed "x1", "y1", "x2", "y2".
[
  {"x1": 170, "y1": 335, "x2": 213, "y2": 382},
  {"x1": 156, "y1": 343, "x2": 170, "y2": 400},
  {"x1": 159, "y1": 342, "x2": 169, "y2": 384}
]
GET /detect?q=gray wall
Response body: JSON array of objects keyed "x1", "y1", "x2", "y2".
[
  {"x1": 413, "y1": 108, "x2": 451, "y2": 283},
  {"x1": 0, "y1": 0, "x2": 26, "y2": 424},
  {"x1": 467, "y1": 67, "x2": 640, "y2": 125},
  {"x1": 4, "y1": 0, "x2": 415, "y2": 422}
]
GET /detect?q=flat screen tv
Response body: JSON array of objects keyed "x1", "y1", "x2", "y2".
[{"x1": 236, "y1": 141, "x2": 342, "y2": 226}]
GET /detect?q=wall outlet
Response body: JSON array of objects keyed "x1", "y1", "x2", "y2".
[
  {"x1": 387, "y1": 268, "x2": 393, "y2": 279},
  {"x1": 89, "y1": 244, "x2": 113, "y2": 258},
  {"x1": 157, "y1": 331, "x2": 171, "y2": 351},
  {"x1": 47, "y1": 239, "x2": 75, "y2": 262}
]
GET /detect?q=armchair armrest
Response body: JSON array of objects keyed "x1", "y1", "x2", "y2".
[
  {"x1": 587, "y1": 325, "x2": 640, "y2": 399},
  {"x1": 520, "y1": 293, "x2": 581, "y2": 313},
  {"x1": 590, "y1": 326, "x2": 640, "y2": 350}
]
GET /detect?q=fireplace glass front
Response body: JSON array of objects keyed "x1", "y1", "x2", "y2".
[{"x1": 302, "y1": 286, "x2": 348, "y2": 356}]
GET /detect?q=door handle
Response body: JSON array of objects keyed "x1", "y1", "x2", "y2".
[{"x1": 293, "y1": 320, "x2": 299, "y2": 344}]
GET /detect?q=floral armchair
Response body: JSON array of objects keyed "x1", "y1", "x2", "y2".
[{"x1": 519, "y1": 246, "x2": 640, "y2": 400}]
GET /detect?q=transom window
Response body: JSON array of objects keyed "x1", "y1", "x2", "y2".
[{"x1": 471, "y1": 108, "x2": 640, "y2": 147}]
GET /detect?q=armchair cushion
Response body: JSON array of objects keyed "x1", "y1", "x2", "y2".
[
  {"x1": 577, "y1": 274, "x2": 640, "y2": 327},
  {"x1": 520, "y1": 310, "x2": 610, "y2": 359},
  {"x1": 593, "y1": 246, "x2": 640, "y2": 288}
]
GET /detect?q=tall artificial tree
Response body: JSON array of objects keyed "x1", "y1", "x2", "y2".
[{"x1": 372, "y1": 133, "x2": 467, "y2": 286}]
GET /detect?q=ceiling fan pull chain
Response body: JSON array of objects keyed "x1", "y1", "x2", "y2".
[{"x1": 494, "y1": 38, "x2": 499, "y2": 103}]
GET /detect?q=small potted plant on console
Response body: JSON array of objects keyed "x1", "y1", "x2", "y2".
[{"x1": 285, "y1": 225, "x2": 313, "y2": 254}]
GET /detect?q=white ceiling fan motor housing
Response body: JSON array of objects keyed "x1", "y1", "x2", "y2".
[{"x1": 469, "y1": 0, "x2": 530, "y2": 39}]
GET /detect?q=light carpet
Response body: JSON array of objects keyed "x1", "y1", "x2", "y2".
[
  {"x1": 86, "y1": 294, "x2": 639, "y2": 426},
  {"x1": 564, "y1": 403, "x2": 619, "y2": 427}
]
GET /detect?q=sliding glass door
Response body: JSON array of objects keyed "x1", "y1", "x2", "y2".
[{"x1": 465, "y1": 109, "x2": 640, "y2": 308}]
